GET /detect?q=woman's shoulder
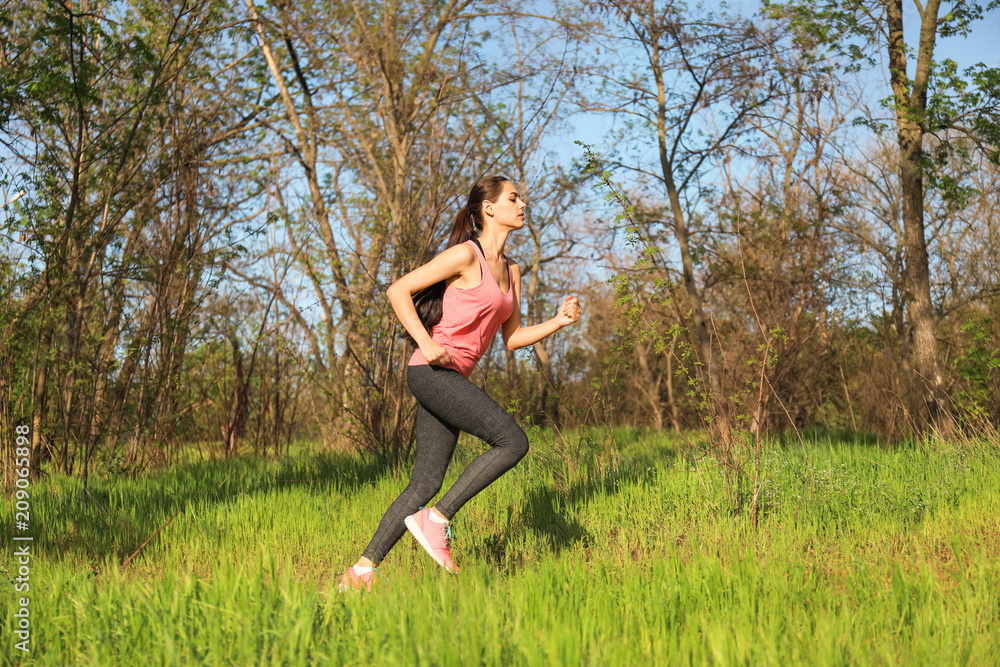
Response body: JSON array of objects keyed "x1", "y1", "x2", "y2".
[
  {"x1": 438, "y1": 241, "x2": 478, "y2": 263},
  {"x1": 429, "y1": 242, "x2": 478, "y2": 275}
]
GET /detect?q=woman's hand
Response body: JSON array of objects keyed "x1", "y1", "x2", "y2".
[
  {"x1": 420, "y1": 340, "x2": 452, "y2": 366},
  {"x1": 556, "y1": 296, "x2": 581, "y2": 328}
]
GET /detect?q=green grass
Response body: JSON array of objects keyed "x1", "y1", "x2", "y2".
[{"x1": 2, "y1": 431, "x2": 999, "y2": 665}]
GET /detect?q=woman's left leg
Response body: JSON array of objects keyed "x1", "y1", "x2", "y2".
[{"x1": 359, "y1": 404, "x2": 459, "y2": 565}]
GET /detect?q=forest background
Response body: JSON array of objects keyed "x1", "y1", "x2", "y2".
[{"x1": 2, "y1": 0, "x2": 1000, "y2": 487}]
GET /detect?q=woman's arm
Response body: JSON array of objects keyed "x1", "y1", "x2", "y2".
[
  {"x1": 501, "y1": 262, "x2": 582, "y2": 351},
  {"x1": 387, "y1": 243, "x2": 477, "y2": 364}
]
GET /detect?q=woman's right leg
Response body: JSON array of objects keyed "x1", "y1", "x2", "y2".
[
  {"x1": 407, "y1": 365, "x2": 529, "y2": 520},
  {"x1": 359, "y1": 403, "x2": 459, "y2": 565}
]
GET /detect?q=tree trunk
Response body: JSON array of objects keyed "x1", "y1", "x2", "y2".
[
  {"x1": 221, "y1": 336, "x2": 248, "y2": 458},
  {"x1": 887, "y1": 0, "x2": 952, "y2": 434},
  {"x1": 31, "y1": 324, "x2": 53, "y2": 474},
  {"x1": 648, "y1": 31, "x2": 730, "y2": 438}
]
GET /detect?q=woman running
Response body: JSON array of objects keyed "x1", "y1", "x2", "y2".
[{"x1": 339, "y1": 175, "x2": 581, "y2": 591}]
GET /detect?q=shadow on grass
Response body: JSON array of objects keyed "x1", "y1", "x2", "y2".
[
  {"x1": 796, "y1": 427, "x2": 893, "y2": 448},
  {"x1": 473, "y1": 440, "x2": 681, "y2": 572},
  {"x1": 24, "y1": 451, "x2": 391, "y2": 566},
  {"x1": 26, "y1": 428, "x2": 689, "y2": 571}
]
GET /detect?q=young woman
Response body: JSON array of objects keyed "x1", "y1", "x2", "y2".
[{"x1": 339, "y1": 175, "x2": 581, "y2": 591}]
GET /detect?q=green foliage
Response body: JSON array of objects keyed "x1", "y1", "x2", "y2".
[
  {"x1": 1, "y1": 0, "x2": 267, "y2": 471},
  {"x1": 954, "y1": 318, "x2": 1000, "y2": 418}
]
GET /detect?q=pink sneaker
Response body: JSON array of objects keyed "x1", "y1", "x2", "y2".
[
  {"x1": 337, "y1": 565, "x2": 385, "y2": 593},
  {"x1": 404, "y1": 508, "x2": 458, "y2": 573}
]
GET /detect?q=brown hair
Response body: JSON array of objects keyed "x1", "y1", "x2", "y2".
[{"x1": 407, "y1": 176, "x2": 511, "y2": 344}]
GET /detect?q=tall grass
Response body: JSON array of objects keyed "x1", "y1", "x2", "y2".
[{"x1": 2, "y1": 431, "x2": 999, "y2": 665}]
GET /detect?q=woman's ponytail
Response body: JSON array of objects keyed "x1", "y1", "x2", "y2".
[
  {"x1": 447, "y1": 207, "x2": 478, "y2": 248},
  {"x1": 404, "y1": 175, "x2": 511, "y2": 345}
]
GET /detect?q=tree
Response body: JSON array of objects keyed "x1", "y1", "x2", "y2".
[
  {"x1": 241, "y1": 0, "x2": 502, "y2": 461},
  {"x1": 468, "y1": 9, "x2": 594, "y2": 429},
  {"x1": 710, "y1": 50, "x2": 854, "y2": 433},
  {"x1": 0, "y1": 0, "x2": 263, "y2": 477},
  {"x1": 767, "y1": 0, "x2": 1000, "y2": 431},
  {"x1": 581, "y1": 0, "x2": 787, "y2": 434}
]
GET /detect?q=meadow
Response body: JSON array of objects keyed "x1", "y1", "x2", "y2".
[{"x1": 2, "y1": 430, "x2": 999, "y2": 666}]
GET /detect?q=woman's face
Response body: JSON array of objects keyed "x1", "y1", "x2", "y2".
[{"x1": 485, "y1": 181, "x2": 526, "y2": 230}]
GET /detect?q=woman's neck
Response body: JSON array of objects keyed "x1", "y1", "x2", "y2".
[{"x1": 477, "y1": 229, "x2": 509, "y2": 262}]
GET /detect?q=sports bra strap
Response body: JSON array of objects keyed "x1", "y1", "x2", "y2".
[{"x1": 471, "y1": 237, "x2": 509, "y2": 270}]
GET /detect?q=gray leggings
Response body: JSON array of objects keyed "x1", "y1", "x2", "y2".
[{"x1": 361, "y1": 364, "x2": 529, "y2": 564}]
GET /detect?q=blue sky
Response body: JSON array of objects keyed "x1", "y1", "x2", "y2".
[
  {"x1": 914, "y1": 3, "x2": 999, "y2": 68},
  {"x1": 558, "y1": 1, "x2": 1000, "y2": 193}
]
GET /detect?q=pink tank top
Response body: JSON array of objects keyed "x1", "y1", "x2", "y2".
[{"x1": 408, "y1": 239, "x2": 515, "y2": 377}]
